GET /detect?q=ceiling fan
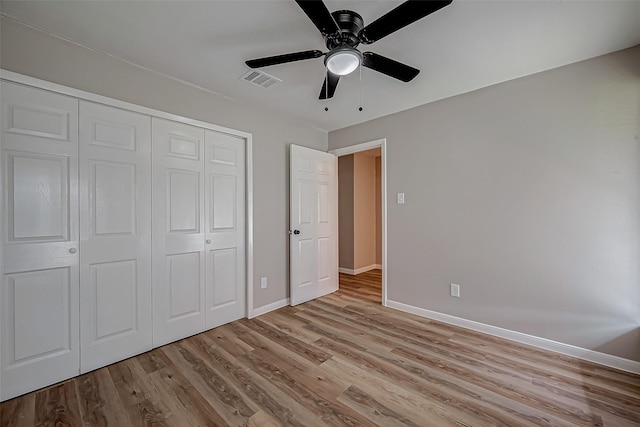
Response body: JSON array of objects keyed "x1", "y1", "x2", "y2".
[{"x1": 245, "y1": 0, "x2": 452, "y2": 100}]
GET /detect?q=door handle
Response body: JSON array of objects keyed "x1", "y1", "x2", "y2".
[
  {"x1": 293, "y1": 230, "x2": 300, "y2": 235},
  {"x1": 205, "y1": 239, "x2": 211, "y2": 244},
  {"x1": 69, "y1": 248, "x2": 77, "y2": 254}
]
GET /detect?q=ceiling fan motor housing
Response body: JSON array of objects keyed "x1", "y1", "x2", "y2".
[{"x1": 326, "y1": 10, "x2": 364, "y2": 49}]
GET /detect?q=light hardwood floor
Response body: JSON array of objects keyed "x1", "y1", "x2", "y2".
[{"x1": 1, "y1": 269, "x2": 639, "y2": 426}]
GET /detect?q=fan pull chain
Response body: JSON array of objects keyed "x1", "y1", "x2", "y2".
[
  {"x1": 358, "y1": 62, "x2": 363, "y2": 112},
  {"x1": 324, "y1": 73, "x2": 329, "y2": 112}
]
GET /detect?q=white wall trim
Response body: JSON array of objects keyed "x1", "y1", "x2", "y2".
[
  {"x1": 0, "y1": 70, "x2": 256, "y2": 323},
  {"x1": 250, "y1": 298, "x2": 290, "y2": 319},
  {"x1": 386, "y1": 300, "x2": 640, "y2": 375},
  {"x1": 381, "y1": 140, "x2": 387, "y2": 307},
  {"x1": 339, "y1": 264, "x2": 381, "y2": 275},
  {"x1": 330, "y1": 139, "x2": 386, "y2": 157},
  {"x1": 330, "y1": 138, "x2": 388, "y2": 306}
]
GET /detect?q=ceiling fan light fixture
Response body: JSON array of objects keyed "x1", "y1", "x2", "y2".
[{"x1": 325, "y1": 47, "x2": 362, "y2": 76}]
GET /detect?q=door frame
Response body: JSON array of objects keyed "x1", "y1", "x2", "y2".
[
  {"x1": 329, "y1": 139, "x2": 388, "y2": 306},
  {"x1": 0, "y1": 69, "x2": 255, "y2": 320}
]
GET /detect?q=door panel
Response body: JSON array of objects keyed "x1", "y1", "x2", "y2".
[
  {"x1": 4, "y1": 101, "x2": 71, "y2": 142},
  {"x1": 210, "y1": 174, "x2": 236, "y2": 230},
  {"x1": 92, "y1": 161, "x2": 136, "y2": 235},
  {"x1": 298, "y1": 239, "x2": 314, "y2": 286},
  {"x1": 152, "y1": 118, "x2": 206, "y2": 347},
  {"x1": 79, "y1": 101, "x2": 151, "y2": 373},
  {"x1": 298, "y1": 180, "x2": 313, "y2": 224},
  {"x1": 9, "y1": 268, "x2": 71, "y2": 362},
  {"x1": 204, "y1": 130, "x2": 245, "y2": 329},
  {"x1": 168, "y1": 169, "x2": 200, "y2": 233},
  {"x1": 167, "y1": 133, "x2": 200, "y2": 160},
  {"x1": 88, "y1": 119, "x2": 137, "y2": 151},
  {"x1": 1, "y1": 82, "x2": 79, "y2": 401},
  {"x1": 7, "y1": 151, "x2": 69, "y2": 242},
  {"x1": 209, "y1": 247, "x2": 237, "y2": 306},
  {"x1": 290, "y1": 145, "x2": 338, "y2": 306},
  {"x1": 318, "y1": 238, "x2": 331, "y2": 280},
  {"x1": 90, "y1": 260, "x2": 137, "y2": 339},
  {"x1": 167, "y1": 252, "x2": 201, "y2": 319}
]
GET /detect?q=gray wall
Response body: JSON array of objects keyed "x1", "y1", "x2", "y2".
[
  {"x1": 353, "y1": 153, "x2": 377, "y2": 270},
  {"x1": 329, "y1": 46, "x2": 640, "y2": 362},
  {"x1": 338, "y1": 155, "x2": 355, "y2": 270},
  {"x1": 0, "y1": 17, "x2": 328, "y2": 310},
  {"x1": 375, "y1": 156, "x2": 382, "y2": 265}
]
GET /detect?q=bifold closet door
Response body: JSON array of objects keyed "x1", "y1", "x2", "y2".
[
  {"x1": 204, "y1": 130, "x2": 245, "y2": 329},
  {"x1": 152, "y1": 118, "x2": 206, "y2": 347},
  {"x1": 78, "y1": 101, "x2": 152, "y2": 373},
  {"x1": 0, "y1": 82, "x2": 80, "y2": 401}
]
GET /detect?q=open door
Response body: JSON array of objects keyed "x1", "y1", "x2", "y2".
[{"x1": 290, "y1": 145, "x2": 338, "y2": 305}]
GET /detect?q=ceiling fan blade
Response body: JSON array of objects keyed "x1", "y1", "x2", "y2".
[
  {"x1": 245, "y1": 50, "x2": 324, "y2": 68},
  {"x1": 295, "y1": 0, "x2": 340, "y2": 37},
  {"x1": 362, "y1": 52, "x2": 419, "y2": 82},
  {"x1": 319, "y1": 72, "x2": 340, "y2": 99},
  {"x1": 359, "y1": 0, "x2": 452, "y2": 44}
]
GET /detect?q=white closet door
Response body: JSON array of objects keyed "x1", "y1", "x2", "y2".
[
  {"x1": 152, "y1": 118, "x2": 206, "y2": 347},
  {"x1": 78, "y1": 101, "x2": 152, "y2": 373},
  {"x1": 0, "y1": 82, "x2": 80, "y2": 401},
  {"x1": 204, "y1": 130, "x2": 245, "y2": 329}
]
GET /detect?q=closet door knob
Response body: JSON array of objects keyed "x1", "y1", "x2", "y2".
[
  {"x1": 205, "y1": 239, "x2": 211, "y2": 244},
  {"x1": 69, "y1": 248, "x2": 77, "y2": 254}
]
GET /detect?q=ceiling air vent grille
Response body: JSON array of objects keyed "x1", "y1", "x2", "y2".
[{"x1": 240, "y1": 70, "x2": 281, "y2": 88}]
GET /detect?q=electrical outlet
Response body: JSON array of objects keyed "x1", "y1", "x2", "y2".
[
  {"x1": 450, "y1": 283, "x2": 460, "y2": 298},
  {"x1": 261, "y1": 277, "x2": 268, "y2": 289}
]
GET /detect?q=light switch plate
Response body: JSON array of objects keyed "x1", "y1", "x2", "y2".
[
  {"x1": 451, "y1": 283, "x2": 460, "y2": 298},
  {"x1": 397, "y1": 192, "x2": 405, "y2": 204},
  {"x1": 261, "y1": 277, "x2": 268, "y2": 289}
]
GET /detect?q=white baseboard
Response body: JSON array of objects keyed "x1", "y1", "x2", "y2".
[
  {"x1": 386, "y1": 300, "x2": 640, "y2": 375},
  {"x1": 249, "y1": 298, "x2": 290, "y2": 319},
  {"x1": 339, "y1": 264, "x2": 382, "y2": 275}
]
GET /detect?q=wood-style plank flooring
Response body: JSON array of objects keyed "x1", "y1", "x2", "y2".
[{"x1": 2, "y1": 269, "x2": 639, "y2": 426}]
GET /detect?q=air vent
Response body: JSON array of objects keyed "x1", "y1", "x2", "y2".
[{"x1": 240, "y1": 69, "x2": 282, "y2": 88}]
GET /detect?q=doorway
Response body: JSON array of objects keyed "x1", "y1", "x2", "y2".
[{"x1": 330, "y1": 139, "x2": 387, "y2": 306}]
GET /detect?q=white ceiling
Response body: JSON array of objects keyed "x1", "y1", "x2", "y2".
[{"x1": 2, "y1": 1, "x2": 639, "y2": 132}]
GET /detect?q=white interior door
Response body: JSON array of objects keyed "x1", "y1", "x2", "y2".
[
  {"x1": 0, "y1": 82, "x2": 80, "y2": 400},
  {"x1": 79, "y1": 101, "x2": 152, "y2": 373},
  {"x1": 152, "y1": 118, "x2": 206, "y2": 347},
  {"x1": 204, "y1": 130, "x2": 245, "y2": 328},
  {"x1": 290, "y1": 144, "x2": 338, "y2": 306}
]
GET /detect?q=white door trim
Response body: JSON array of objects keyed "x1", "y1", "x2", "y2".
[
  {"x1": 245, "y1": 138, "x2": 255, "y2": 318},
  {"x1": 0, "y1": 69, "x2": 255, "y2": 321},
  {"x1": 329, "y1": 139, "x2": 388, "y2": 306}
]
